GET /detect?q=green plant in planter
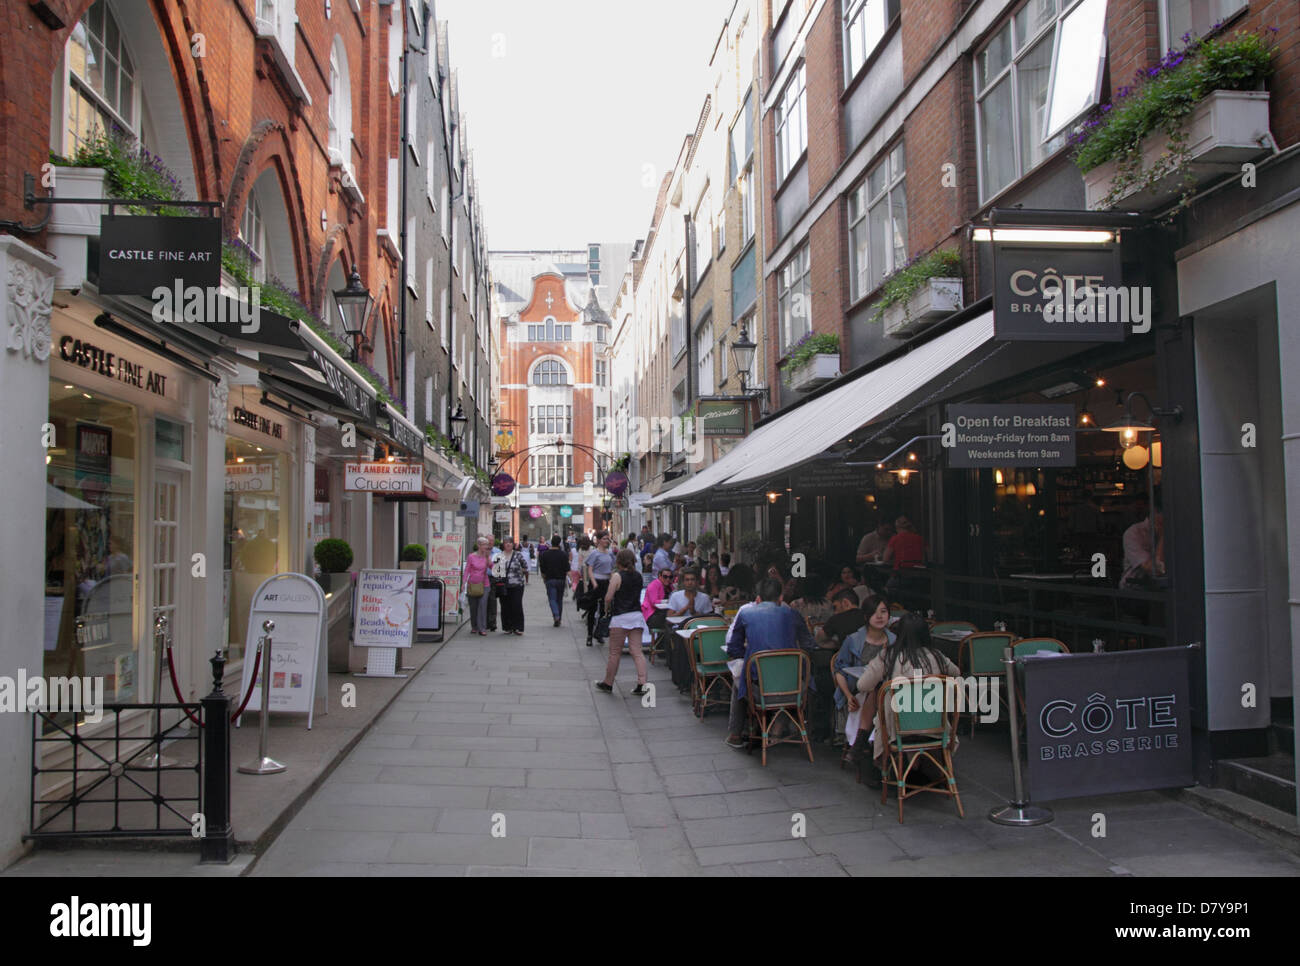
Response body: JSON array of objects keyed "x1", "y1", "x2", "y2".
[
  {"x1": 400, "y1": 543, "x2": 427, "y2": 562},
  {"x1": 869, "y1": 249, "x2": 963, "y2": 325},
  {"x1": 696, "y1": 530, "x2": 718, "y2": 555},
  {"x1": 779, "y1": 332, "x2": 839, "y2": 385},
  {"x1": 1072, "y1": 29, "x2": 1276, "y2": 215},
  {"x1": 313, "y1": 538, "x2": 354, "y2": 573},
  {"x1": 51, "y1": 128, "x2": 192, "y2": 215}
]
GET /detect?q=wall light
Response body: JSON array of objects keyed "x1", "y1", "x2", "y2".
[{"x1": 972, "y1": 228, "x2": 1116, "y2": 244}]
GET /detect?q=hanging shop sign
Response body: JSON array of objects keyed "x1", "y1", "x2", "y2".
[
  {"x1": 992, "y1": 243, "x2": 1126, "y2": 342},
  {"x1": 946, "y1": 404, "x2": 1076, "y2": 468},
  {"x1": 231, "y1": 406, "x2": 284, "y2": 439},
  {"x1": 528, "y1": 506, "x2": 545, "y2": 519},
  {"x1": 344, "y1": 462, "x2": 423, "y2": 492},
  {"x1": 559, "y1": 505, "x2": 573, "y2": 518},
  {"x1": 695, "y1": 398, "x2": 749, "y2": 437},
  {"x1": 236, "y1": 573, "x2": 327, "y2": 728},
  {"x1": 792, "y1": 460, "x2": 868, "y2": 494},
  {"x1": 58, "y1": 335, "x2": 170, "y2": 398},
  {"x1": 1024, "y1": 647, "x2": 1193, "y2": 801},
  {"x1": 494, "y1": 509, "x2": 512, "y2": 523},
  {"x1": 225, "y1": 460, "x2": 275, "y2": 492},
  {"x1": 96, "y1": 214, "x2": 221, "y2": 296}
]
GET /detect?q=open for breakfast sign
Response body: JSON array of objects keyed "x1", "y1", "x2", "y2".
[{"x1": 353, "y1": 569, "x2": 417, "y2": 647}]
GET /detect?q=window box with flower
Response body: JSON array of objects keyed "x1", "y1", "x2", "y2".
[
  {"x1": 1075, "y1": 29, "x2": 1277, "y2": 213},
  {"x1": 870, "y1": 249, "x2": 964, "y2": 339},
  {"x1": 780, "y1": 333, "x2": 840, "y2": 392}
]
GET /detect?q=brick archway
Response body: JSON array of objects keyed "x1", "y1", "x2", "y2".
[{"x1": 225, "y1": 120, "x2": 314, "y2": 295}]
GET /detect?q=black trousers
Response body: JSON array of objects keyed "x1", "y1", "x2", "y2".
[
  {"x1": 486, "y1": 589, "x2": 498, "y2": 629},
  {"x1": 502, "y1": 585, "x2": 525, "y2": 632},
  {"x1": 585, "y1": 579, "x2": 610, "y2": 641}
]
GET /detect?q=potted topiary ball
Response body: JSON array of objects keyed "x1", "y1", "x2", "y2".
[
  {"x1": 399, "y1": 543, "x2": 427, "y2": 571},
  {"x1": 314, "y1": 538, "x2": 354, "y2": 574}
]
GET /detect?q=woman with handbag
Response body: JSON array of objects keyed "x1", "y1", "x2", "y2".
[
  {"x1": 595, "y1": 549, "x2": 650, "y2": 695},
  {"x1": 463, "y1": 536, "x2": 492, "y2": 636},
  {"x1": 498, "y1": 537, "x2": 529, "y2": 635}
]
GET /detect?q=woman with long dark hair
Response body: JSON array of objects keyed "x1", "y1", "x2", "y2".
[
  {"x1": 703, "y1": 563, "x2": 724, "y2": 600},
  {"x1": 847, "y1": 612, "x2": 958, "y2": 785}
]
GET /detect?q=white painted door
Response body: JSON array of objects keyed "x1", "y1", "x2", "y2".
[{"x1": 151, "y1": 470, "x2": 185, "y2": 699}]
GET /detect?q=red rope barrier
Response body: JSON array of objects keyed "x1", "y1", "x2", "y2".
[
  {"x1": 229, "y1": 642, "x2": 263, "y2": 723},
  {"x1": 164, "y1": 641, "x2": 263, "y2": 726}
]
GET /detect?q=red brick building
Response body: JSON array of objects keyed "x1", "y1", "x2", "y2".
[{"x1": 492, "y1": 248, "x2": 632, "y2": 541}]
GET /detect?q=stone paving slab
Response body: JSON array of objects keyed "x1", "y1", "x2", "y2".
[{"x1": 82, "y1": 580, "x2": 1286, "y2": 879}]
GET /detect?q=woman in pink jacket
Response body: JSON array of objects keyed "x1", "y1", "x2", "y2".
[{"x1": 463, "y1": 536, "x2": 492, "y2": 636}]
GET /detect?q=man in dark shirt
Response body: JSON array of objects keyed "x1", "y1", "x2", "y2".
[
  {"x1": 818, "y1": 589, "x2": 865, "y2": 647},
  {"x1": 539, "y1": 535, "x2": 572, "y2": 627}
]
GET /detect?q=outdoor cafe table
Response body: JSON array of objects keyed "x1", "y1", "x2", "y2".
[{"x1": 928, "y1": 627, "x2": 974, "y2": 666}]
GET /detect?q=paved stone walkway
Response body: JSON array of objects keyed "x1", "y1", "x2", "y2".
[{"x1": 252, "y1": 583, "x2": 1300, "y2": 876}]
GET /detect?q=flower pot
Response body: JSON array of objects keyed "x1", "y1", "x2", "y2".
[
  {"x1": 882, "y1": 277, "x2": 963, "y2": 338},
  {"x1": 786, "y1": 352, "x2": 840, "y2": 392},
  {"x1": 47, "y1": 167, "x2": 106, "y2": 290},
  {"x1": 1084, "y1": 90, "x2": 1272, "y2": 211},
  {"x1": 399, "y1": 560, "x2": 424, "y2": 573}
]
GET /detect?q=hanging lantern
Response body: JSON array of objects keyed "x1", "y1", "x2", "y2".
[{"x1": 604, "y1": 469, "x2": 629, "y2": 497}]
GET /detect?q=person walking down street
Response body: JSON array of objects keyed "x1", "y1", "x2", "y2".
[
  {"x1": 595, "y1": 549, "x2": 650, "y2": 696},
  {"x1": 540, "y1": 535, "x2": 571, "y2": 627},
  {"x1": 463, "y1": 536, "x2": 493, "y2": 636},
  {"x1": 498, "y1": 537, "x2": 530, "y2": 635},
  {"x1": 584, "y1": 532, "x2": 616, "y2": 647}
]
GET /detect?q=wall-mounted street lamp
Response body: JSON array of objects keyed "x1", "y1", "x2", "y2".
[
  {"x1": 449, "y1": 403, "x2": 468, "y2": 451},
  {"x1": 730, "y1": 324, "x2": 757, "y2": 395},
  {"x1": 332, "y1": 266, "x2": 374, "y2": 362}
]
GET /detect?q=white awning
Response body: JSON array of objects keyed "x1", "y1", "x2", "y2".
[
  {"x1": 723, "y1": 312, "x2": 995, "y2": 487},
  {"x1": 648, "y1": 311, "x2": 996, "y2": 503}
]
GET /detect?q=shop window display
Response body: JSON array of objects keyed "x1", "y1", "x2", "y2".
[
  {"x1": 223, "y1": 437, "x2": 289, "y2": 664},
  {"x1": 43, "y1": 380, "x2": 138, "y2": 723}
]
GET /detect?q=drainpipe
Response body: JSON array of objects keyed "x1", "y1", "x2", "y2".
[{"x1": 396, "y1": 8, "x2": 411, "y2": 556}]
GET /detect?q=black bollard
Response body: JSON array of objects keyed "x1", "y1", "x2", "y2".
[{"x1": 200, "y1": 650, "x2": 236, "y2": 863}]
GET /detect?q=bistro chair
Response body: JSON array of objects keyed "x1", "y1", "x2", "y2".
[
  {"x1": 744, "y1": 649, "x2": 814, "y2": 766},
  {"x1": 958, "y1": 631, "x2": 1015, "y2": 736},
  {"x1": 689, "y1": 626, "x2": 732, "y2": 719},
  {"x1": 876, "y1": 675, "x2": 964, "y2": 824}
]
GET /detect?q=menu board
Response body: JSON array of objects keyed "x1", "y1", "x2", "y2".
[
  {"x1": 236, "y1": 573, "x2": 327, "y2": 728},
  {"x1": 427, "y1": 531, "x2": 464, "y2": 622},
  {"x1": 353, "y1": 569, "x2": 417, "y2": 648}
]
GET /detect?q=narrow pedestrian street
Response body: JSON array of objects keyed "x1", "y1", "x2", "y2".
[{"x1": 252, "y1": 586, "x2": 1300, "y2": 876}]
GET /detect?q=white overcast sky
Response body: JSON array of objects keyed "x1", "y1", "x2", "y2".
[{"x1": 435, "y1": 0, "x2": 735, "y2": 250}]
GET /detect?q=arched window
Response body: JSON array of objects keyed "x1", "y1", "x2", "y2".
[
  {"x1": 240, "y1": 169, "x2": 298, "y2": 291},
  {"x1": 328, "y1": 38, "x2": 352, "y2": 169},
  {"x1": 531, "y1": 360, "x2": 568, "y2": 386},
  {"x1": 240, "y1": 191, "x2": 266, "y2": 283},
  {"x1": 64, "y1": 0, "x2": 138, "y2": 152}
]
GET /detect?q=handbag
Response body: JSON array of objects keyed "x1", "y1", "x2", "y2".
[
  {"x1": 467, "y1": 581, "x2": 485, "y2": 597},
  {"x1": 594, "y1": 611, "x2": 612, "y2": 639}
]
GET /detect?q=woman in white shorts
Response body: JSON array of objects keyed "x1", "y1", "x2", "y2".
[{"x1": 595, "y1": 549, "x2": 649, "y2": 696}]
